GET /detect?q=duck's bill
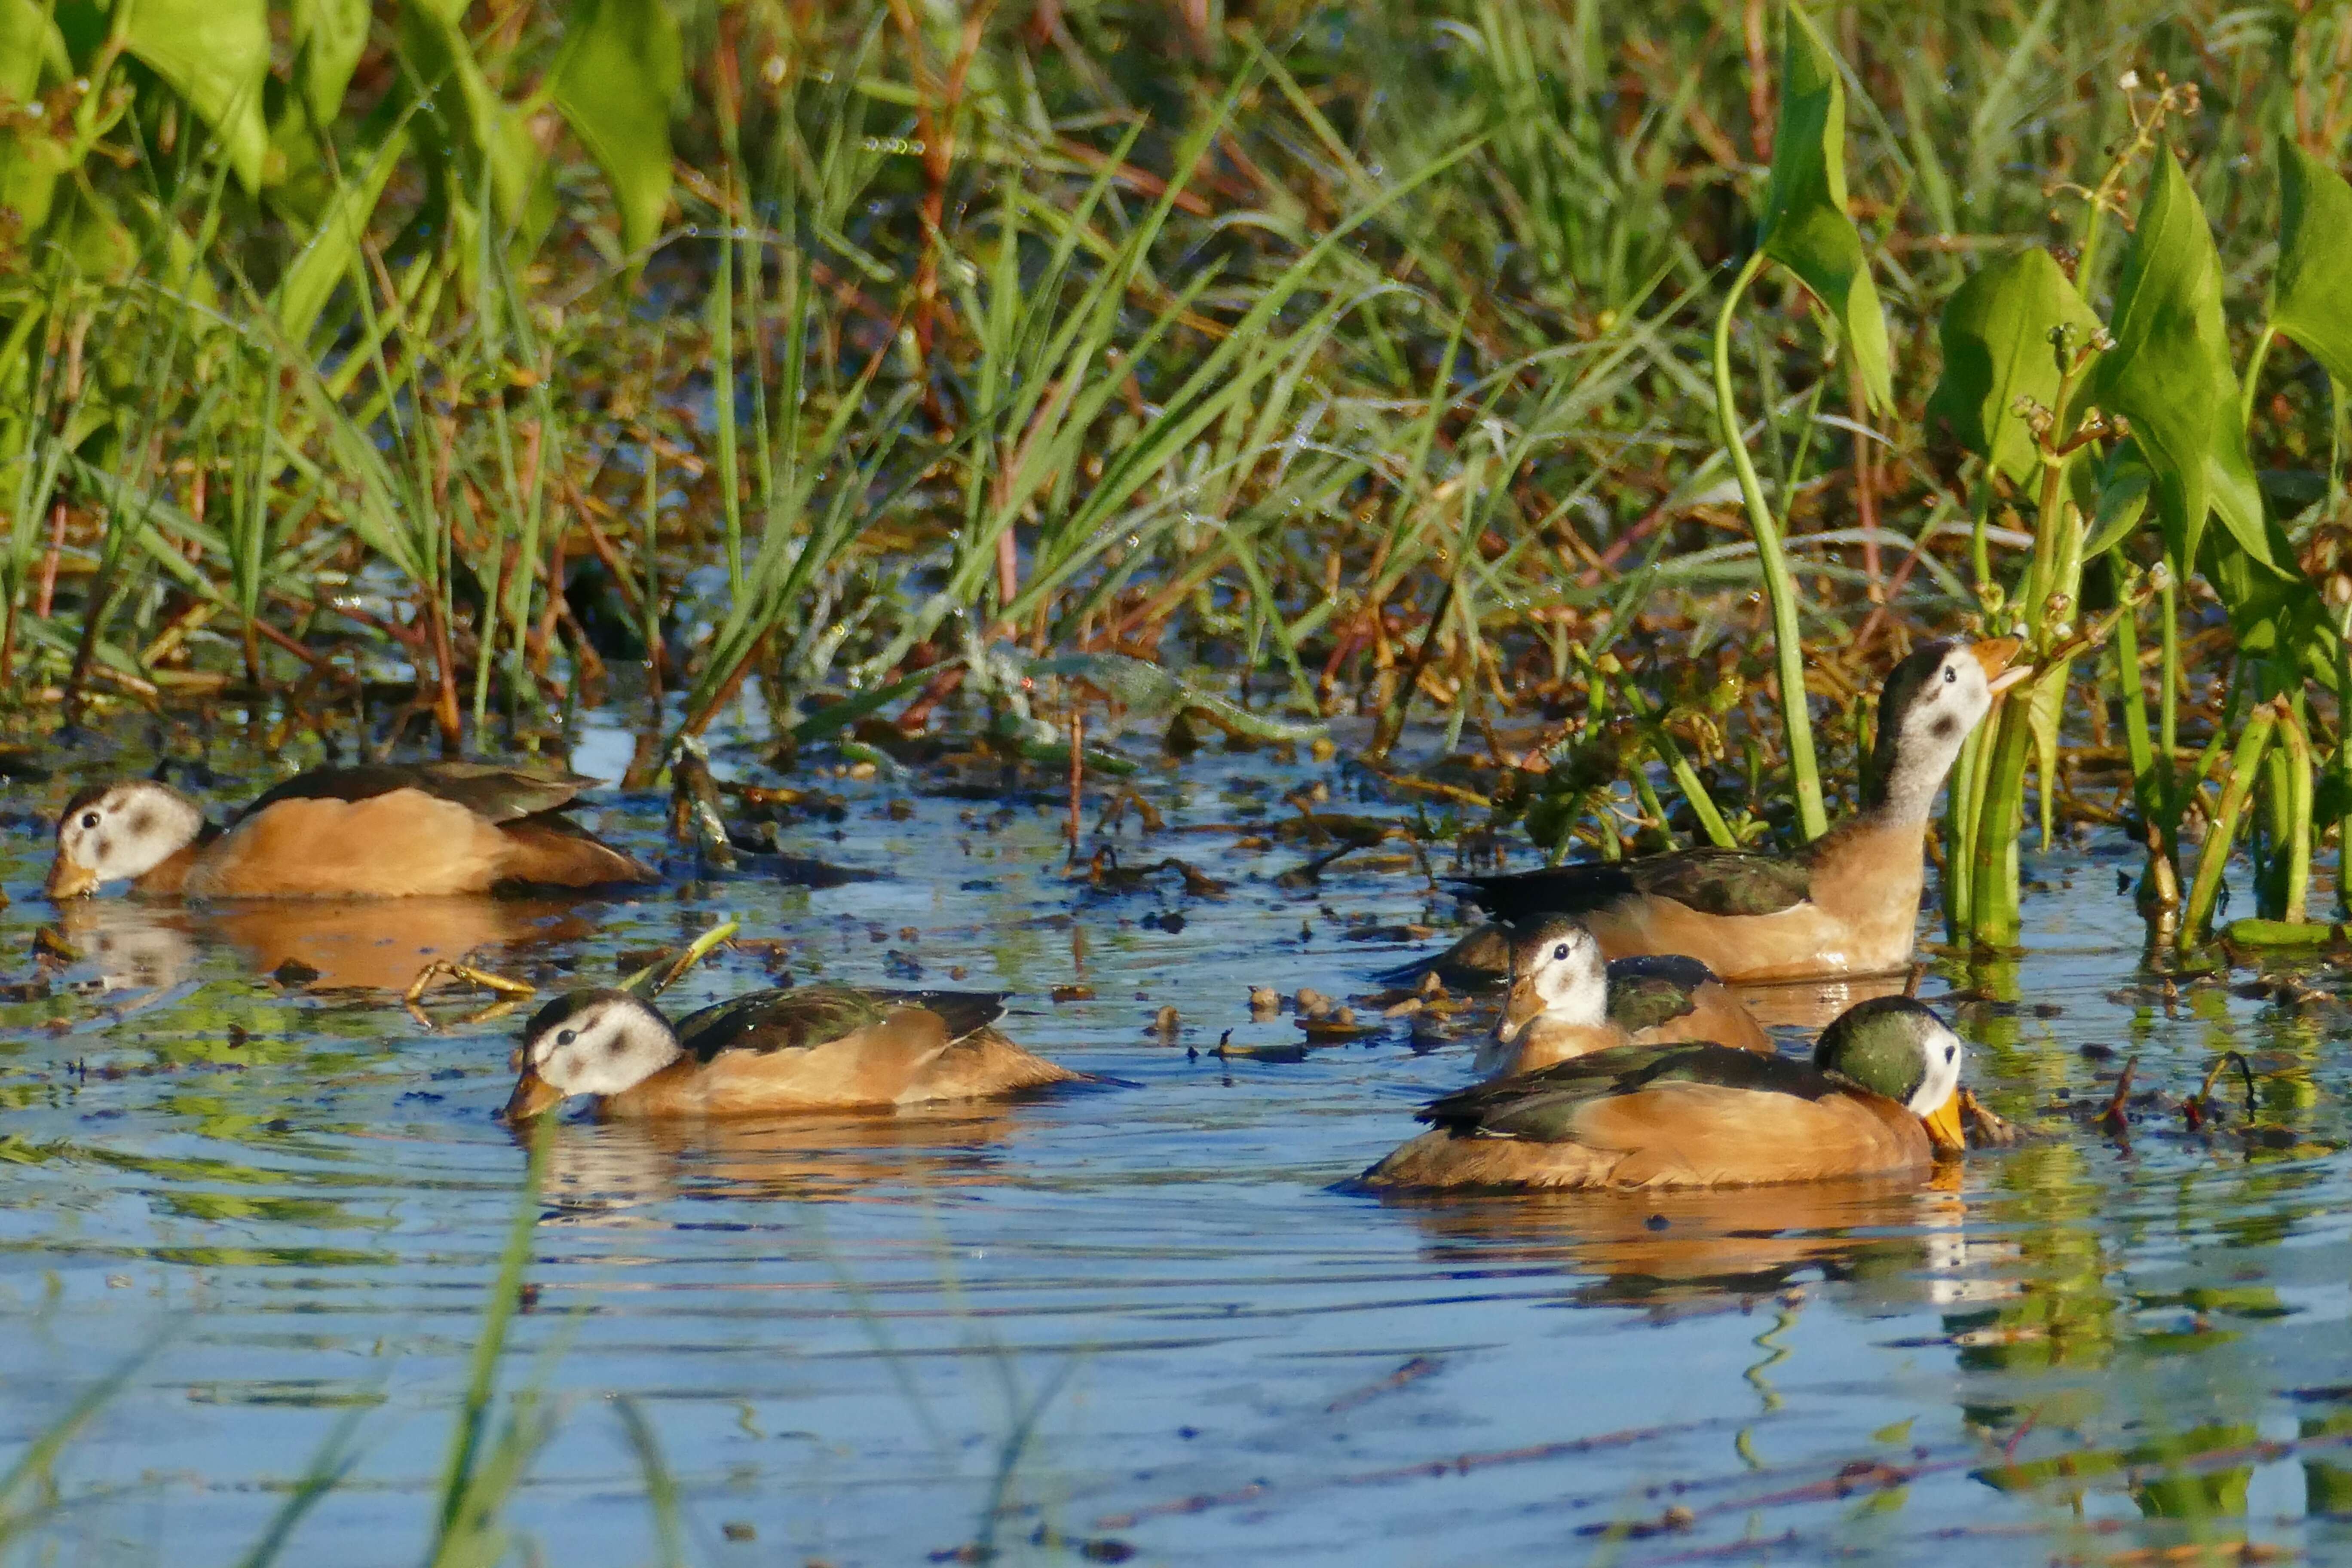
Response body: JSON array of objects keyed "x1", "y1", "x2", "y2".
[
  {"x1": 42, "y1": 861, "x2": 95, "y2": 900},
  {"x1": 1922, "y1": 1088, "x2": 1968, "y2": 1158},
  {"x1": 502, "y1": 1072, "x2": 564, "y2": 1122},
  {"x1": 1972, "y1": 636, "x2": 2032, "y2": 696},
  {"x1": 1495, "y1": 977, "x2": 1540, "y2": 1044}
]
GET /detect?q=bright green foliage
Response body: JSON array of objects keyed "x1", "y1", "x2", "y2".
[
  {"x1": 1759, "y1": 5, "x2": 1892, "y2": 413},
  {"x1": 2273, "y1": 137, "x2": 2352, "y2": 391},
  {"x1": 121, "y1": 0, "x2": 270, "y2": 192},
  {"x1": 287, "y1": 0, "x2": 371, "y2": 131},
  {"x1": 2079, "y1": 148, "x2": 2262, "y2": 570},
  {"x1": 1926, "y1": 248, "x2": 2100, "y2": 486},
  {"x1": 552, "y1": 0, "x2": 683, "y2": 264}
]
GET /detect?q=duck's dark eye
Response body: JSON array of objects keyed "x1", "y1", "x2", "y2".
[
  {"x1": 79, "y1": 812, "x2": 99, "y2": 830},
  {"x1": 1552, "y1": 943, "x2": 1569, "y2": 961},
  {"x1": 1942, "y1": 665, "x2": 1958, "y2": 683},
  {"x1": 555, "y1": 1029, "x2": 577, "y2": 1046},
  {"x1": 1944, "y1": 1044, "x2": 1957, "y2": 1062}
]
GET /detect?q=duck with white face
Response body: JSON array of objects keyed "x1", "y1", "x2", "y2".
[
  {"x1": 1390, "y1": 637, "x2": 2029, "y2": 987},
  {"x1": 1475, "y1": 916, "x2": 1770, "y2": 1078},
  {"x1": 44, "y1": 763, "x2": 656, "y2": 900},
  {"x1": 45, "y1": 782, "x2": 211, "y2": 900},
  {"x1": 503, "y1": 984, "x2": 1086, "y2": 1122}
]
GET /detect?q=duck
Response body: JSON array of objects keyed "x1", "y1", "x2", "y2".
[
  {"x1": 1359, "y1": 995, "x2": 1967, "y2": 1191},
  {"x1": 1476, "y1": 915, "x2": 1769, "y2": 1078},
  {"x1": 1416, "y1": 636, "x2": 2024, "y2": 985},
  {"x1": 502, "y1": 984, "x2": 1085, "y2": 1120},
  {"x1": 43, "y1": 762, "x2": 657, "y2": 899}
]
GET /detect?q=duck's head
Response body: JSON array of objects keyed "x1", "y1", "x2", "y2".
[
  {"x1": 1814, "y1": 995, "x2": 1967, "y2": 1155},
  {"x1": 46, "y1": 780, "x2": 207, "y2": 899},
  {"x1": 1868, "y1": 637, "x2": 2029, "y2": 819},
  {"x1": 504, "y1": 989, "x2": 685, "y2": 1120},
  {"x1": 1499, "y1": 916, "x2": 1608, "y2": 1041}
]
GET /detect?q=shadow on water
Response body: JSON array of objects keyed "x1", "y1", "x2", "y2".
[{"x1": 3, "y1": 720, "x2": 2352, "y2": 1564}]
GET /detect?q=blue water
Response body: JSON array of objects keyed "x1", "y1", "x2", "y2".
[{"x1": 2, "y1": 718, "x2": 2348, "y2": 1565}]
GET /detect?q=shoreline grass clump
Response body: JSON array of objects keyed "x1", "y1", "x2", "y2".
[{"x1": 0, "y1": 1, "x2": 2346, "y2": 952}]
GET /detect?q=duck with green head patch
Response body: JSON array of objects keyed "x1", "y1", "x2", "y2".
[
  {"x1": 502, "y1": 984, "x2": 1085, "y2": 1120},
  {"x1": 1362, "y1": 995, "x2": 1968, "y2": 1190}
]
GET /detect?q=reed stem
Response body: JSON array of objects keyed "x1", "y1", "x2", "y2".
[{"x1": 1711, "y1": 248, "x2": 1825, "y2": 840}]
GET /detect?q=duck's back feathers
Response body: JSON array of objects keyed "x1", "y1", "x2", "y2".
[
  {"x1": 239, "y1": 763, "x2": 597, "y2": 825},
  {"x1": 1363, "y1": 1042, "x2": 1928, "y2": 1191},
  {"x1": 672, "y1": 987, "x2": 1008, "y2": 1062},
  {"x1": 1605, "y1": 955, "x2": 1770, "y2": 1052},
  {"x1": 1457, "y1": 848, "x2": 1817, "y2": 924},
  {"x1": 603, "y1": 986, "x2": 1073, "y2": 1116}
]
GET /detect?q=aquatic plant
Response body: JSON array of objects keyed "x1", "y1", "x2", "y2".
[{"x1": 0, "y1": 1, "x2": 2346, "y2": 951}]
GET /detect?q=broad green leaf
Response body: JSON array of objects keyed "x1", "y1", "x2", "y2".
[
  {"x1": 0, "y1": 0, "x2": 68, "y2": 103},
  {"x1": 288, "y1": 0, "x2": 371, "y2": 129},
  {"x1": 2079, "y1": 148, "x2": 2263, "y2": 570},
  {"x1": 1759, "y1": 5, "x2": 1892, "y2": 412},
  {"x1": 2274, "y1": 137, "x2": 2352, "y2": 390},
  {"x1": 398, "y1": 3, "x2": 543, "y2": 237},
  {"x1": 0, "y1": 126, "x2": 72, "y2": 229},
  {"x1": 2081, "y1": 449, "x2": 2150, "y2": 559},
  {"x1": 1924, "y1": 247, "x2": 2099, "y2": 486},
  {"x1": 119, "y1": 0, "x2": 268, "y2": 192},
  {"x1": 550, "y1": 0, "x2": 681, "y2": 264},
  {"x1": 2203, "y1": 528, "x2": 2337, "y2": 690},
  {"x1": 274, "y1": 130, "x2": 406, "y2": 341}
]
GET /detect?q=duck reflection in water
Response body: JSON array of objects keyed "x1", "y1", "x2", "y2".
[
  {"x1": 54, "y1": 895, "x2": 601, "y2": 995},
  {"x1": 525, "y1": 1104, "x2": 1050, "y2": 1223},
  {"x1": 1379, "y1": 1171, "x2": 1978, "y2": 1314}
]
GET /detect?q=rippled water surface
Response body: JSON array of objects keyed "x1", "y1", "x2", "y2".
[{"x1": 6, "y1": 714, "x2": 2352, "y2": 1566}]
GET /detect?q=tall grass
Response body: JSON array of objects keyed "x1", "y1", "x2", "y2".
[{"x1": 1, "y1": 0, "x2": 2348, "y2": 939}]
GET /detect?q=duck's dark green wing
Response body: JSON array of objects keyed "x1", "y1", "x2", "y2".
[
  {"x1": 1417, "y1": 1043, "x2": 1836, "y2": 1141},
  {"x1": 1603, "y1": 955, "x2": 1718, "y2": 1034},
  {"x1": 239, "y1": 762, "x2": 597, "y2": 824},
  {"x1": 671, "y1": 986, "x2": 1007, "y2": 1061},
  {"x1": 1456, "y1": 847, "x2": 1814, "y2": 922}
]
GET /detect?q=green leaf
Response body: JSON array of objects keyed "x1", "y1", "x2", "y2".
[
  {"x1": 1758, "y1": 5, "x2": 1892, "y2": 412},
  {"x1": 1924, "y1": 247, "x2": 2100, "y2": 486},
  {"x1": 273, "y1": 131, "x2": 406, "y2": 342},
  {"x1": 0, "y1": 0, "x2": 68, "y2": 103},
  {"x1": 287, "y1": 0, "x2": 370, "y2": 129},
  {"x1": 2079, "y1": 147, "x2": 2263, "y2": 570},
  {"x1": 119, "y1": 0, "x2": 269, "y2": 192},
  {"x1": 2274, "y1": 136, "x2": 2352, "y2": 390},
  {"x1": 398, "y1": 3, "x2": 544, "y2": 238},
  {"x1": 2081, "y1": 449, "x2": 2151, "y2": 559},
  {"x1": 550, "y1": 0, "x2": 681, "y2": 265}
]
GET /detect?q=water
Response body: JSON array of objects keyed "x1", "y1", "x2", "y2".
[{"x1": 3, "y1": 718, "x2": 2349, "y2": 1565}]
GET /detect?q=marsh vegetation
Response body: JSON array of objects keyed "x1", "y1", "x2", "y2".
[{"x1": 6, "y1": 0, "x2": 2352, "y2": 1562}]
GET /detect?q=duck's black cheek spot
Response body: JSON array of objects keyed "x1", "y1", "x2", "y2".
[
  {"x1": 1930, "y1": 715, "x2": 1961, "y2": 742},
  {"x1": 126, "y1": 810, "x2": 154, "y2": 839},
  {"x1": 94, "y1": 836, "x2": 112, "y2": 861},
  {"x1": 608, "y1": 1038, "x2": 628, "y2": 1056}
]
